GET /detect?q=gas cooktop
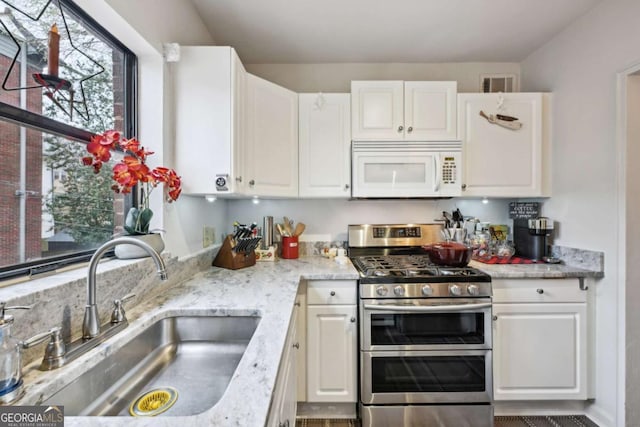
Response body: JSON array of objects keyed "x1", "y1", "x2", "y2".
[
  {"x1": 351, "y1": 255, "x2": 491, "y2": 284},
  {"x1": 347, "y1": 224, "x2": 491, "y2": 284}
]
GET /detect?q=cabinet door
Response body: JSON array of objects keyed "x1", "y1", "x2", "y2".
[
  {"x1": 246, "y1": 74, "x2": 298, "y2": 197},
  {"x1": 267, "y1": 306, "x2": 298, "y2": 427},
  {"x1": 231, "y1": 49, "x2": 247, "y2": 193},
  {"x1": 175, "y1": 46, "x2": 234, "y2": 195},
  {"x1": 493, "y1": 302, "x2": 587, "y2": 400},
  {"x1": 404, "y1": 81, "x2": 457, "y2": 141},
  {"x1": 351, "y1": 81, "x2": 403, "y2": 140},
  {"x1": 299, "y1": 94, "x2": 351, "y2": 197},
  {"x1": 295, "y1": 290, "x2": 306, "y2": 402},
  {"x1": 307, "y1": 305, "x2": 357, "y2": 402},
  {"x1": 279, "y1": 339, "x2": 297, "y2": 427},
  {"x1": 458, "y1": 93, "x2": 549, "y2": 197}
]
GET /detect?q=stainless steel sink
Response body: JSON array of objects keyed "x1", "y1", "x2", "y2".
[{"x1": 42, "y1": 315, "x2": 260, "y2": 416}]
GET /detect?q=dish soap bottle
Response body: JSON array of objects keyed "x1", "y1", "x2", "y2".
[{"x1": 0, "y1": 303, "x2": 27, "y2": 404}]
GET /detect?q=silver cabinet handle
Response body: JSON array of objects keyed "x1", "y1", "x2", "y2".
[
  {"x1": 235, "y1": 176, "x2": 242, "y2": 183},
  {"x1": 330, "y1": 291, "x2": 336, "y2": 296},
  {"x1": 350, "y1": 317, "x2": 356, "y2": 323},
  {"x1": 407, "y1": 126, "x2": 413, "y2": 133},
  {"x1": 249, "y1": 179, "x2": 255, "y2": 186},
  {"x1": 537, "y1": 288, "x2": 544, "y2": 294},
  {"x1": 461, "y1": 183, "x2": 467, "y2": 190},
  {"x1": 397, "y1": 125, "x2": 404, "y2": 132},
  {"x1": 344, "y1": 184, "x2": 350, "y2": 190},
  {"x1": 492, "y1": 315, "x2": 498, "y2": 321},
  {"x1": 293, "y1": 342, "x2": 300, "y2": 349},
  {"x1": 279, "y1": 421, "x2": 290, "y2": 427}
]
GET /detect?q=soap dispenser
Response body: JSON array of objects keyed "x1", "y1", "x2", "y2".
[{"x1": 0, "y1": 303, "x2": 29, "y2": 404}]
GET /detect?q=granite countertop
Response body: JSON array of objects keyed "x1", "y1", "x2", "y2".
[
  {"x1": 16, "y1": 256, "x2": 358, "y2": 427},
  {"x1": 469, "y1": 260, "x2": 603, "y2": 279}
]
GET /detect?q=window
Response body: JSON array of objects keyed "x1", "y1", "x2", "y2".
[{"x1": 0, "y1": 0, "x2": 137, "y2": 279}]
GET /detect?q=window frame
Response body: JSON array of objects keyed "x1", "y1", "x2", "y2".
[{"x1": 0, "y1": 0, "x2": 138, "y2": 281}]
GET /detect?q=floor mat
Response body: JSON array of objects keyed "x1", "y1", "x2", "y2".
[{"x1": 297, "y1": 416, "x2": 598, "y2": 427}]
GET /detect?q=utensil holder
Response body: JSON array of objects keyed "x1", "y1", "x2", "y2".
[
  {"x1": 441, "y1": 228, "x2": 467, "y2": 243},
  {"x1": 281, "y1": 236, "x2": 299, "y2": 259},
  {"x1": 212, "y1": 234, "x2": 261, "y2": 270}
]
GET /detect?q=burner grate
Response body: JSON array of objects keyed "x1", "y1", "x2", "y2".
[{"x1": 352, "y1": 255, "x2": 484, "y2": 278}]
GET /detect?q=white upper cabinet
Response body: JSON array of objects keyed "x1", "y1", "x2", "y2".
[
  {"x1": 457, "y1": 93, "x2": 551, "y2": 197},
  {"x1": 246, "y1": 74, "x2": 299, "y2": 197},
  {"x1": 174, "y1": 46, "x2": 246, "y2": 195},
  {"x1": 351, "y1": 81, "x2": 457, "y2": 141},
  {"x1": 298, "y1": 93, "x2": 351, "y2": 198},
  {"x1": 404, "y1": 81, "x2": 457, "y2": 140}
]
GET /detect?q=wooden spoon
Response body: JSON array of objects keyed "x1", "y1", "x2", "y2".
[{"x1": 293, "y1": 222, "x2": 306, "y2": 237}]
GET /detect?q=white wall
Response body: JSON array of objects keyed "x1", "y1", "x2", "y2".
[
  {"x1": 520, "y1": 1, "x2": 640, "y2": 425},
  {"x1": 74, "y1": 0, "x2": 228, "y2": 256},
  {"x1": 625, "y1": 73, "x2": 640, "y2": 426},
  {"x1": 245, "y1": 62, "x2": 520, "y2": 93}
]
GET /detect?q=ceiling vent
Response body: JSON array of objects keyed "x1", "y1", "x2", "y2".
[{"x1": 480, "y1": 74, "x2": 518, "y2": 93}]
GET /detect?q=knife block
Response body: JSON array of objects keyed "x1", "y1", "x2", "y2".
[{"x1": 212, "y1": 235, "x2": 256, "y2": 270}]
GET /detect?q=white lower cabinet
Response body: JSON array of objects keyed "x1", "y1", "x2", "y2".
[
  {"x1": 303, "y1": 280, "x2": 358, "y2": 405},
  {"x1": 306, "y1": 305, "x2": 357, "y2": 402},
  {"x1": 268, "y1": 298, "x2": 299, "y2": 427},
  {"x1": 493, "y1": 279, "x2": 588, "y2": 400}
]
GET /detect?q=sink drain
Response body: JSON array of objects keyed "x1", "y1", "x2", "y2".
[{"x1": 129, "y1": 387, "x2": 178, "y2": 417}]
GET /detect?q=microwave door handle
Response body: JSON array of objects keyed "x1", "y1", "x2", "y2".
[
  {"x1": 363, "y1": 302, "x2": 492, "y2": 312},
  {"x1": 433, "y1": 155, "x2": 441, "y2": 192}
]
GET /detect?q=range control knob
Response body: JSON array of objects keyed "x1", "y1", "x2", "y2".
[
  {"x1": 467, "y1": 284, "x2": 480, "y2": 296},
  {"x1": 376, "y1": 286, "x2": 389, "y2": 296},
  {"x1": 421, "y1": 285, "x2": 433, "y2": 296},
  {"x1": 393, "y1": 286, "x2": 405, "y2": 297},
  {"x1": 449, "y1": 284, "x2": 462, "y2": 296}
]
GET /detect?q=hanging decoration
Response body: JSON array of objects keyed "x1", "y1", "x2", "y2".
[
  {"x1": 0, "y1": 0, "x2": 105, "y2": 121},
  {"x1": 478, "y1": 93, "x2": 523, "y2": 131}
]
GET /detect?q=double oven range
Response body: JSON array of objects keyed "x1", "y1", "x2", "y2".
[{"x1": 348, "y1": 224, "x2": 494, "y2": 427}]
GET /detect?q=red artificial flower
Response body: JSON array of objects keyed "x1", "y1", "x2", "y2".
[{"x1": 83, "y1": 129, "x2": 182, "y2": 208}]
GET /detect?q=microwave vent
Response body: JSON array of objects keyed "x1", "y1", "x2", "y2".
[{"x1": 480, "y1": 74, "x2": 518, "y2": 93}]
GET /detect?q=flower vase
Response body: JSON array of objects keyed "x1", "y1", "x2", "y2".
[{"x1": 114, "y1": 233, "x2": 165, "y2": 259}]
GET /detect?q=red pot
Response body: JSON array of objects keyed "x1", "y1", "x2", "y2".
[{"x1": 423, "y1": 241, "x2": 473, "y2": 267}]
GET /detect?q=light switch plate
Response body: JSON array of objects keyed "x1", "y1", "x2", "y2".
[{"x1": 203, "y1": 226, "x2": 216, "y2": 247}]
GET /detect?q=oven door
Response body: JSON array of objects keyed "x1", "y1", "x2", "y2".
[
  {"x1": 361, "y1": 298, "x2": 492, "y2": 351},
  {"x1": 361, "y1": 349, "x2": 493, "y2": 404}
]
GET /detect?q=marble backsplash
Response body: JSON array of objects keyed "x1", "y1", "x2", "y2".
[
  {"x1": 0, "y1": 245, "x2": 219, "y2": 367},
  {"x1": 550, "y1": 245, "x2": 604, "y2": 273}
]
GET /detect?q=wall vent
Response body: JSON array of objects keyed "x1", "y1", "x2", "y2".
[{"x1": 480, "y1": 74, "x2": 518, "y2": 93}]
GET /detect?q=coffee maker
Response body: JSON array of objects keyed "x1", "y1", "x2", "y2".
[{"x1": 513, "y1": 217, "x2": 554, "y2": 261}]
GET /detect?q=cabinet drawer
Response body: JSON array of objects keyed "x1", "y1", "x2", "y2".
[
  {"x1": 307, "y1": 280, "x2": 357, "y2": 305},
  {"x1": 493, "y1": 279, "x2": 586, "y2": 303}
]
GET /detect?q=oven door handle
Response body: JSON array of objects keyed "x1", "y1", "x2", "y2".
[{"x1": 363, "y1": 302, "x2": 492, "y2": 312}]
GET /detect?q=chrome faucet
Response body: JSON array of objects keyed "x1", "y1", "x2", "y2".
[{"x1": 83, "y1": 236, "x2": 168, "y2": 339}]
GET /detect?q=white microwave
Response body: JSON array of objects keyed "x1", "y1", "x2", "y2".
[{"x1": 351, "y1": 141, "x2": 462, "y2": 198}]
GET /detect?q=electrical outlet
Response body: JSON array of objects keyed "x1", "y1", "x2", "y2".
[{"x1": 203, "y1": 226, "x2": 216, "y2": 248}]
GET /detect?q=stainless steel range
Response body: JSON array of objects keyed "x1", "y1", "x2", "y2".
[{"x1": 348, "y1": 224, "x2": 494, "y2": 427}]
